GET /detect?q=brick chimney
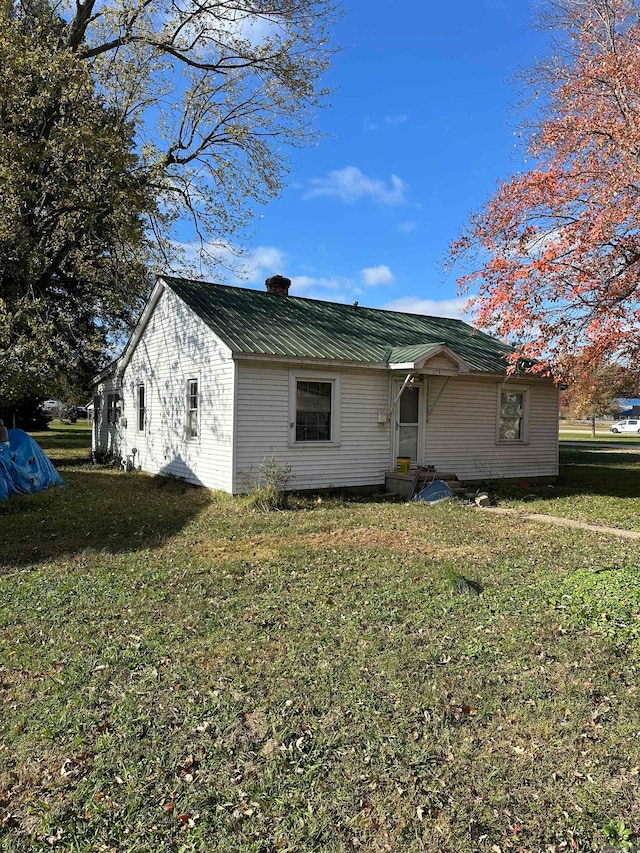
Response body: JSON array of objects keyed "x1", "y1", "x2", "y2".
[{"x1": 265, "y1": 275, "x2": 291, "y2": 296}]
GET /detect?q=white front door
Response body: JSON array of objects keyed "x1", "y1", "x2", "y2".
[{"x1": 393, "y1": 381, "x2": 422, "y2": 465}]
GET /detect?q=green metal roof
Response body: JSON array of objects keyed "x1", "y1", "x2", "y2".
[
  {"x1": 162, "y1": 276, "x2": 515, "y2": 373},
  {"x1": 388, "y1": 343, "x2": 461, "y2": 365}
]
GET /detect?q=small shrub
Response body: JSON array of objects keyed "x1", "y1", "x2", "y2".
[
  {"x1": 91, "y1": 450, "x2": 121, "y2": 467},
  {"x1": 243, "y1": 457, "x2": 294, "y2": 511}
]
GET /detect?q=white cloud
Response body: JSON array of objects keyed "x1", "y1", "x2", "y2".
[
  {"x1": 291, "y1": 275, "x2": 371, "y2": 304},
  {"x1": 361, "y1": 265, "x2": 395, "y2": 286},
  {"x1": 241, "y1": 246, "x2": 287, "y2": 282},
  {"x1": 398, "y1": 220, "x2": 417, "y2": 233},
  {"x1": 303, "y1": 166, "x2": 408, "y2": 205},
  {"x1": 236, "y1": 13, "x2": 278, "y2": 44},
  {"x1": 382, "y1": 296, "x2": 471, "y2": 320},
  {"x1": 292, "y1": 275, "x2": 342, "y2": 293},
  {"x1": 169, "y1": 240, "x2": 286, "y2": 284},
  {"x1": 364, "y1": 114, "x2": 408, "y2": 131},
  {"x1": 384, "y1": 113, "x2": 408, "y2": 126}
]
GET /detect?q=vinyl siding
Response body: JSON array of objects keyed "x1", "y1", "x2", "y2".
[
  {"x1": 92, "y1": 376, "x2": 122, "y2": 457},
  {"x1": 235, "y1": 362, "x2": 391, "y2": 491},
  {"x1": 424, "y1": 376, "x2": 558, "y2": 480},
  {"x1": 422, "y1": 353, "x2": 459, "y2": 372},
  {"x1": 120, "y1": 288, "x2": 234, "y2": 491}
]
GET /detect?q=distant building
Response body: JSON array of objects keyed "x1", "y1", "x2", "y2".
[{"x1": 615, "y1": 398, "x2": 640, "y2": 419}]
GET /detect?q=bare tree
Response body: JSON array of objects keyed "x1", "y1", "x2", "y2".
[
  {"x1": 64, "y1": 0, "x2": 338, "y2": 262},
  {"x1": 0, "y1": 0, "x2": 337, "y2": 401}
]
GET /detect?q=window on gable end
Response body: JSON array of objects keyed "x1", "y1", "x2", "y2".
[
  {"x1": 137, "y1": 384, "x2": 146, "y2": 432},
  {"x1": 187, "y1": 379, "x2": 199, "y2": 439}
]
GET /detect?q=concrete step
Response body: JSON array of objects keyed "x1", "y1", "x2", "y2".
[{"x1": 385, "y1": 470, "x2": 462, "y2": 499}]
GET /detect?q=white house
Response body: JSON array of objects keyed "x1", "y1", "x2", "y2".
[{"x1": 91, "y1": 275, "x2": 559, "y2": 493}]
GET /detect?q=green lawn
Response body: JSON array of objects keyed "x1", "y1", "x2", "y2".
[
  {"x1": 35, "y1": 420, "x2": 93, "y2": 461},
  {"x1": 560, "y1": 431, "x2": 640, "y2": 444},
  {"x1": 1, "y1": 428, "x2": 640, "y2": 852},
  {"x1": 559, "y1": 419, "x2": 640, "y2": 444},
  {"x1": 498, "y1": 446, "x2": 640, "y2": 531}
]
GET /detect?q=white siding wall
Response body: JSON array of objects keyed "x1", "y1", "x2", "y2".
[
  {"x1": 424, "y1": 376, "x2": 558, "y2": 480},
  {"x1": 120, "y1": 288, "x2": 235, "y2": 491},
  {"x1": 93, "y1": 376, "x2": 122, "y2": 457},
  {"x1": 235, "y1": 362, "x2": 391, "y2": 491},
  {"x1": 95, "y1": 306, "x2": 558, "y2": 493},
  {"x1": 235, "y1": 364, "x2": 558, "y2": 490},
  {"x1": 422, "y1": 353, "x2": 458, "y2": 372}
]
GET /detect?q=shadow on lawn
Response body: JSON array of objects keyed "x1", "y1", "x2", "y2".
[
  {"x1": 31, "y1": 425, "x2": 94, "y2": 467},
  {"x1": 0, "y1": 464, "x2": 211, "y2": 568},
  {"x1": 499, "y1": 447, "x2": 640, "y2": 503}
]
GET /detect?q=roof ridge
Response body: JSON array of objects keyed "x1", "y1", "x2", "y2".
[
  {"x1": 159, "y1": 274, "x2": 475, "y2": 329},
  {"x1": 159, "y1": 274, "x2": 515, "y2": 371}
]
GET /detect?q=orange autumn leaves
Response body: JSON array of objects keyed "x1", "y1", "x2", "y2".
[{"x1": 452, "y1": 0, "x2": 640, "y2": 379}]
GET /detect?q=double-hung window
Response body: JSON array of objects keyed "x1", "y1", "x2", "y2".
[
  {"x1": 187, "y1": 379, "x2": 199, "y2": 439},
  {"x1": 107, "y1": 393, "x2": 121, "y2": 425},
  {"x1": 497, "y1": 385, "x2": 529, "y2": 443},
  {"x1": 137, "y1": 384, "x2": 146, "y2": 432},
  {"x1": 289, "y1": 372, "x2": 341, "y2": 445}
]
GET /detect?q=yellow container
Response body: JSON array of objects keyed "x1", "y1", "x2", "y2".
[{"x1": 396, "y1": 456, "x2": 411, "y2": 475}]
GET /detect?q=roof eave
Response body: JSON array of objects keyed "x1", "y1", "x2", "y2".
[
  {"x1": 388, "y1": 362, "x2": 417, "y2": 371},
  {"x1": 117, "y1": 278, "x2": 167, "y2": 376},
  {"x1": 91, "y1": 359, "x2": 119, "y2": 386},
  {"x1": 232, "y1": 351, "x2": 389, "y2": 370}
]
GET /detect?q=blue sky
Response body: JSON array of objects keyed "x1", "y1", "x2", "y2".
[{"x1": 183, "y1": 0, "x2": 548, "y2": 319}]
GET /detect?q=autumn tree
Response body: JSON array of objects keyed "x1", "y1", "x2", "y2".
[
  {"x1": 0, "y1": 0, "x2": 335, "y2": 402},
  {"x1": 451, "y1": 0, "x2": 640, "y2": 380},
  {"x1": 562, "y1": 362, "x2": 637, "y2": 435}
]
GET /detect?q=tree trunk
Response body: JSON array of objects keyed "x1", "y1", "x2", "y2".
[{"x1": 591, "y1": 416, "x2": 596, "y2": 437}]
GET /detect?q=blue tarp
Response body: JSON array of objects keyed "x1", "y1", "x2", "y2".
[
  {"x1": 0, "y1": 429, "x2": 66, "y2": 501},
  {"x1": 412, "y1": 479, "x2": 455, "y2": 504}
]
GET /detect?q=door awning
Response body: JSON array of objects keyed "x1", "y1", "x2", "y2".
[{"x1": 387, "y1": 342, "x2": 470, "y2": 374}]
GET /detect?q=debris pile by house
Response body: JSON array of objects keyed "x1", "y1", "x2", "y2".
[
  {"x1": 411, "y1": 479, "x2": 456, "y2": 504},
  {"x1": 0, "y1": 426, "x2": 66, "y2": 501}
]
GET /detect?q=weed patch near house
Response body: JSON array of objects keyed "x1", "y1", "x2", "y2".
[{"x1": 1, "y1": 428, "x2": 640, "y2": 852}]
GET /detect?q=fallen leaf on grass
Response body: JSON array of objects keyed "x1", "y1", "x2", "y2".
[
  {"x1": 177, "y1": 754, "x2": 198, "y2": 782},
  {"x1": 46, "y1": 828, "x2": 63, "y2": 846}
]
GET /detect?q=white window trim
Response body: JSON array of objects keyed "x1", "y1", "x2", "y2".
[
  {"x1": 288, "y1": 370, "x2": 341, "y2": 447},
  {"x1": 496, "y1": 383, "x2": 530, "y2": 445},
  {"x1": 106, "y1": 393, "x2": 121, "y2": 426},
  {"x1": 187, "y1": 377, "x2": 200, "y2": 442},
  {"x1": 137, "y1": 383, "x2": 146, "y2": 433}
]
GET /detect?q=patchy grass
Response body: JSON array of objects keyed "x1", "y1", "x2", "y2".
[
  {"x1": 1, "y1": 428, "x2": 640, "y2": 852},
  {"x1": 497, "y1": 446, "x2": 640, "y2": 532},
  {"x1": 560, "y1": 432, "x2": 640, "y2": 444}
]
